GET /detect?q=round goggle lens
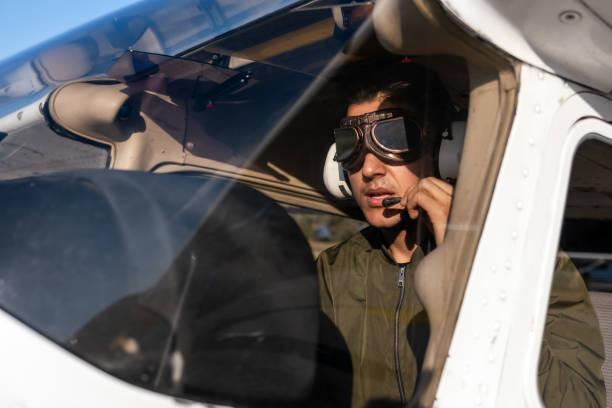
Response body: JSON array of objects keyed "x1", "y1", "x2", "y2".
[
  {"x1": 333, "y1": 127, "x2": 359, "y2": 162},
  {"x1": 372, "y1": 118, "x2": 420, "y2": 152}
]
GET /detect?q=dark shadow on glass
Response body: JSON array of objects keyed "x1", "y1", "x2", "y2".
[
  {"x1": 310, "y1": 311, "x2": 353, "y2": 408},
  {"x1": 407, "y1": 310, "x2": 430, "y2": 376},
  {"x1": 0, "y1": 170, "x2": 324, "y2": 407}
]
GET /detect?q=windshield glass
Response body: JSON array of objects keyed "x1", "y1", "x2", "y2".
[
  {"x1": 0, "y1": 0, "x2": 302, "y2": 116},
  {"x1": 0, "y1": 170, "x2": 320, "y2": 406},
  {"x1": 0, "y1": 2, "x2": 369, "y2": 192},
  {"x1": 0, "y1": 1, "x2": 374, "y2": 405},
  {"x1": 0, "y1": 0, "x2": 509, "y2": 406}
]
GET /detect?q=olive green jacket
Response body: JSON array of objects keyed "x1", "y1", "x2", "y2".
[{"x1": 316, "y1": 227, "x2": 605, "y2": 408}]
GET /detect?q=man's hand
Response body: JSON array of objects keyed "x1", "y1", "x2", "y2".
[{"x1": 400, "y1": 177, "x2": 453, "y2": 246}]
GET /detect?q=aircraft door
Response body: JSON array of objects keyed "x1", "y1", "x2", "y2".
[{"x1": 437, "y1": 65, "x2": 612, "y2": 408}]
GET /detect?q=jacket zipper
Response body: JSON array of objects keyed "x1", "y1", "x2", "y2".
[{"x1": 395, "y1": 264, "x2": 407, "y2": 405}]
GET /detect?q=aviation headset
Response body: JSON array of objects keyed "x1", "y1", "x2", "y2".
[
  {"x1": 323, "y1": 57, "x2": 466, "y2": 199},
  {"x1": 323, "y1": 120, "x2": 466, "y2": 199}
]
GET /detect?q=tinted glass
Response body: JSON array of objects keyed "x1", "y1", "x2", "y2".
[
  {"x1": 0, "y1": 1, "x2": 370, "y2": 184},
  {"x1": 0, "y1": 0, "x2": 302, "y2": 116},
  {"x1": 333, "y1": 127, "x2": 358, "y2": 161},
  {"x1": 286, "y1": 205, "x2": 368, "y2": 257},
  {"x1": 373, "y1": 118, "x2": 419, "y2": 151},
  {"x1": 297, "y1": 0, "x2": 373, "y2": 8},
  {"x1": 538, "y1": 137, "x2": 611, "y2": 406},
  {"x1": 0, "y1": 170, "x2": 320, "y2": 406},
  {"x1": 0, "y1": 125, "x2": 109, "y2": 180},
  {"x1": 0, "y1": 0, "x2": 482, "y2": 405},
  {"x1": 106, "y1": 5, "x2": 362, "y2": 172}
]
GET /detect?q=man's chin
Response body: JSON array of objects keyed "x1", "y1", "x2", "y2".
[{"x1": 364, "y1": 210, "x2": 406, "y2": 229}]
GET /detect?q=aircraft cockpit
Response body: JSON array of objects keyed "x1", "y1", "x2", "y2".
[{"x1": 1, "y1": 0, "x2": 612, "y2": 407}]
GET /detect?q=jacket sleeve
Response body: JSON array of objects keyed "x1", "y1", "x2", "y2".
[{"x1": 538, "y1": 253, "x2": 606, "y2": 407}]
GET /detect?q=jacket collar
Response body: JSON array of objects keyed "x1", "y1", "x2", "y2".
[{"x1": 361, "y1": 226, "x2": 425, "y2": 266}]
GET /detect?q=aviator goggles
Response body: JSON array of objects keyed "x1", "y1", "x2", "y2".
[{"x1": 333, "y1": 109, "x2": 423, "y2": 171}]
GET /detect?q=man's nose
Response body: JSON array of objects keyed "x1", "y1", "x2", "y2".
[{"x1": 361, "y1": 153, "x2": 386, "y2": 179}]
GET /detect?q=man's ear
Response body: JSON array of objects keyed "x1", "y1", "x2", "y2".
[{"x1": 323, "y1": 144, "x2": 353, "y2": 199}]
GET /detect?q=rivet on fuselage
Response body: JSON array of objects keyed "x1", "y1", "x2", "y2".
[
  {"x1": 478, "y1": 383, "x2": 489, "y2": 395},
  {"x1": 559, "y1": 10, "x2": 582, "y2": 24}
]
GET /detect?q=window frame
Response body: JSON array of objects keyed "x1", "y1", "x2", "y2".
[{"x1": 437, "y1": 67, "x2": 612, "y2": 406}]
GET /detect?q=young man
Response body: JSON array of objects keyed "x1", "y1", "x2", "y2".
[{"x1": 316, "y1": 63, "x2": 605, "y2": 407}]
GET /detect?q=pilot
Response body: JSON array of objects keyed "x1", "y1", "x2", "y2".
[{"x1": 317, "y1": 60, "x2": 605, "y2": 408}]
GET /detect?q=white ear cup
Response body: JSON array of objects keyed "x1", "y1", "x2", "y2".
[
  {"x1": 323, "y1": 144, "x2": 353, "y2": 199},
  {"x1": 438, "y1": 121, "x2": 466, "y2": 182}
]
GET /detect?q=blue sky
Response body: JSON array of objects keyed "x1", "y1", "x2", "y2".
[{"x1": 0, "y1": 0, "x2": 142, "y2": 62}]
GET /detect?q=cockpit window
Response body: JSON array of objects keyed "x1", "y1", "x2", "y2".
[
  {"x1": 538, "y1": 137, "x2": 612, "y2": 406},
  {"x1": 0, "y1": 171, "x2": 321, "y2": 406},
  {"x1": 0, "y1": 0, "x2": 304, "y2": 116},
  {"x1": 0, "y1": 0, "x2": 519, "y2": 406}
]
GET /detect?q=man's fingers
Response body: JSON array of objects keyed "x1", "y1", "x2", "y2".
[
  {"x1": 408, "y1": 189, "x2": 442, "y2": 218},
  {"x1": 424, "y1": 177, "x2": 454, "y2": 195},
  {"x1": 400, "y1": 183, "x2": 418, "y2": 218},
  {"x1": 401, "y1": 177, "x2": 453, "y2": 221},
  {"x1": 401, "y1": 178, "x2": 451, "y2": 206},
  {"x1": 403, "y1": 185, "x2": 430, "y2": 220},
  {"x1": 397, "y1": 177, "x2": 454, "y2": 245},
  {"x1": 418, "y1": 178, "x2": 453, "y2": 205},
  {"x1": 400, "y1": 182, "x2": 416, "y2": 207}
]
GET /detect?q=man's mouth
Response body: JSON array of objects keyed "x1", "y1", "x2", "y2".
[{"x1": 364, "y1": 189, "x2": 395, "y2": 207}]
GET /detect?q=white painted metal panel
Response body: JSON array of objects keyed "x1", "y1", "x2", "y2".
[
  {"x1": 0, "y1": 309, "x2": 229, "y2": 408},
  {"x1": 436, "y1": 64, "x2": 612, "y2": 407},
  {"x1": 440, "y1": 0, "x2": 612, "y2": 93}
]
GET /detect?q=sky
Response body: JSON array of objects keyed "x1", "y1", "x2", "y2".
[{"x1": 0, "y1": 0, "x2": 142, "y2": 62}]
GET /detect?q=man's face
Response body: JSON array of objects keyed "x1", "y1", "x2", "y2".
[{"x1": 346, "y1": 95, "x2": 429, "y2": 229}]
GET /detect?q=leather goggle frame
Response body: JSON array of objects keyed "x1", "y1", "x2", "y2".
[{"x1": 333, "y1": 108, "x2": 423, "y2": 171}]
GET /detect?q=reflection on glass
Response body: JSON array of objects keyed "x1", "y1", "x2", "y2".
[
  {"x1": 0, "y1": 171, "x2": 320, "y2": 406},
  {"x1": 285, "y1": 205, "x2": 368, "y2": 257},
  {"x1": 538, "y1": 137, "x2": 611, "y2": 406},
  {"x1": 0, "y1": 0, "x2": 302, "y2": 116}
]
